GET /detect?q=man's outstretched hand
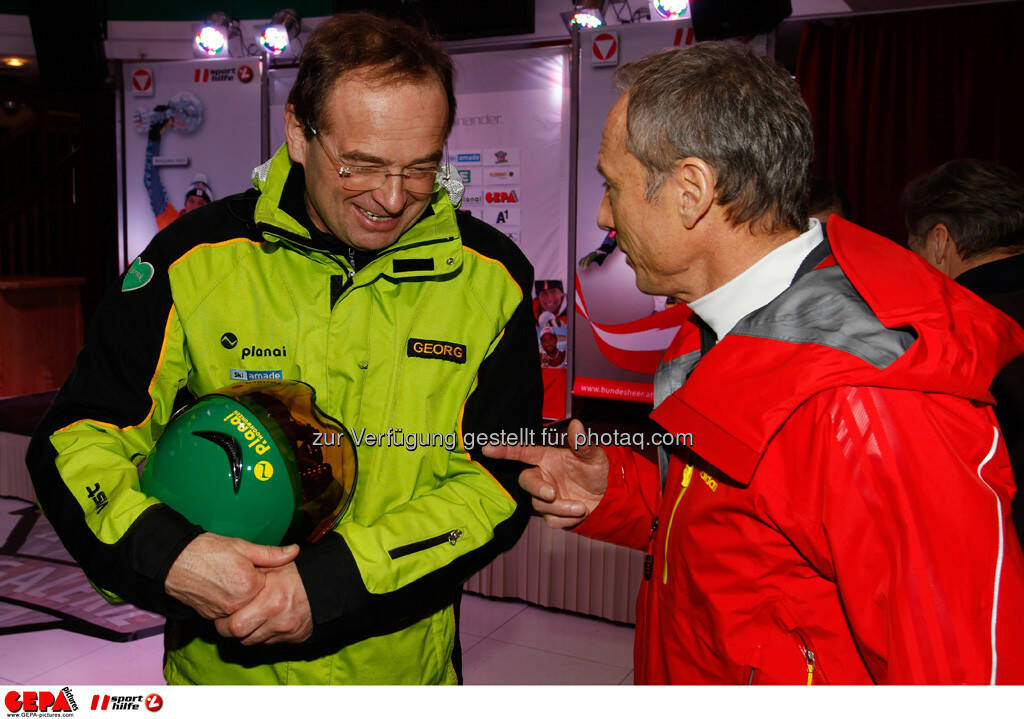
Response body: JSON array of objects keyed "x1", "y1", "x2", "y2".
[{"x1": 482, "y1": 418, "x2": 609, "y2": 529}]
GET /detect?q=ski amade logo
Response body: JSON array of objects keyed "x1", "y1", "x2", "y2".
[{"x1": 4, "y1": 688, "x2": 77, "y2": 716}]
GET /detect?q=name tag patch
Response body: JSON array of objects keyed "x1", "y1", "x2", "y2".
[{"x1": 407, "y1": 338, "x2": 466, "y2": 364}]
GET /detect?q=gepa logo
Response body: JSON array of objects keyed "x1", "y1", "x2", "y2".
[
  {"x1": 5, "y1": 688, "x2": 77, "y2": 714},
  {"x1": 485, "y1": 190, "x2": 519, "y2": 204}
]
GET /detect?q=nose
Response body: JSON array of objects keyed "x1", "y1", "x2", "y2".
[
  {"x1": 597, "y1": 190, "x2": 615, "y2": 231},
  {"x1": 373, "y1": 174, "x2": 407, "y2": 215}
]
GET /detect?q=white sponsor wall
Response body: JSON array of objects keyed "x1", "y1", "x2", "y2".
[
  {"x1": 448, "y1": 46, "x2": 570, "y2": 285},
  {"x1": 122, "y1": 58, "x2": 262, "y2": 263}
]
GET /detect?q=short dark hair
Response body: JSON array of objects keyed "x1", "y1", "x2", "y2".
[
  {"x1": 615, "y1": 42, "x2": 813, "y2": 234},
  {"x1": 902, "y1": 159, "x2": 1024, "y2": 259},
  {"x1": 287, "y1": 12, "x2": 456, "y2": 140}
]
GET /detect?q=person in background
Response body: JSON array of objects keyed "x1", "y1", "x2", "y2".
[
  {"x1": 539, "y1": 327, "x2": 566, "y2": 368},
  {"x1": 534, "y1": 279, "x2": 568, "y2": 327},
  {"x1": 486, "y1": 43, "x2": 1024, "y2": 684},
  {"x1": 903, "y1": 158, "x2": 1024, "y2": 546}
]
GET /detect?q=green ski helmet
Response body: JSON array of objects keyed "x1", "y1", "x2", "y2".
[{"x1": 140, "y1": 380, "x2": 357, "y2": 545}]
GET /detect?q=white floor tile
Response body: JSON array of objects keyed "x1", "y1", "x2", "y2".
[
  {"x1": 462, "y1": 638, "x2": 630, "y2": 685},
  {"x1": 460, "y1": 631, "x2": 484, "y2": 654},
  {"x1": 459, "y1": 594, "x2": 526, "y2": 637},
  {"x1": 489, "y1": 605, "x2": 634, "y2": 668},
  {"x1": 0, "y1": 629, "x2": 111, "y2": 683},
  {"x1": 28, "y1": 633, "x2": 165, "y2": 685}
]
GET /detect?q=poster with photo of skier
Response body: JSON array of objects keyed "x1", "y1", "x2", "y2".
[{"x1": 122, "y1": 59, "x2": 261, "y2": 263}]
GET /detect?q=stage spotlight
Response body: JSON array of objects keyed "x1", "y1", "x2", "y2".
[
  {"x1": 259, "y1": 9, "x2": 301, "y2": 56},
  {"x1": 195, "y1": 12, "x2": 232, "y2": 56},
  {"x1": 562, "y1": 2, "x2": 605, "y2": 31},
  {"x1": 651, "y1": 0, "x2": 689, "y2": 20}
]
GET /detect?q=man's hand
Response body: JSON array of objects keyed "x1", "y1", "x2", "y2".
[
  {"x1": 482, "y1": 419, "x2": 609, "y2": 528},
  {"x1": 214, "y1": 563, "x2": 313, "y2": 645},
  {"x1": 164, "y1": 533, "x2": 299, "y2": 620}
]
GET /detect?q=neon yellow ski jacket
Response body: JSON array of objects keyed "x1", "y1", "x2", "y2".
[{"x1": 27, "y1": 145, "x2": 541, "y2": 684}]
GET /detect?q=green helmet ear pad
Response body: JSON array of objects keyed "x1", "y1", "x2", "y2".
[{"x1": 140, "y1": 381, "x2": 356, "y2": 546}]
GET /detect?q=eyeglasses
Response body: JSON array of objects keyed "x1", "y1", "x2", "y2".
[{"x1": 309, "y1": 126, "x2": 440, "y2": 196}]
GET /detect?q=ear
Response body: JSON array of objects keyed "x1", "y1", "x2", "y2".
[
  {"x1": 284, "y1": 104, "x2": 309, "y2": 166},
  {"x1": 924, "y1": 223, "x2": 955, "y2": 273},
  {"x1": 670, "y1": 158, "x2": 715, "y2": 230}
]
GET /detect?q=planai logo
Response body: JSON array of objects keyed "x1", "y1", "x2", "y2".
[
  {"x1": 220, "y1": 332, "x2": 238, "y2": 349},
  {"x1": 241, "y1": 344, "x2": 287, "y2": 360}
]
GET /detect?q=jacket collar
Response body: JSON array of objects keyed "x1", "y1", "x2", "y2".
[{"x1": 250, "y1": 144, "x2": 464, "y2": 280}]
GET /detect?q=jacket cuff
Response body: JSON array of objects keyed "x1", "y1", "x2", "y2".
[
  {"x1": 571, "y1": 445, "x2": 652, "y2": 551},
  {"x1": 293, "y1": 532, "x2": 369, "y2": 627},
  {"x1": 130, "y1": 504, "x2": 205, "y2": 618}
]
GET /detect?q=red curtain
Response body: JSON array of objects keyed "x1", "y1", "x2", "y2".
[{"x1": 797, "y1": 2, "x2": 1024, "y2": 244}]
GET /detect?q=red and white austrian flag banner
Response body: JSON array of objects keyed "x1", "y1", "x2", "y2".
[{"x1": 575, "y1": 275, "x2": 691, "y2": 374}]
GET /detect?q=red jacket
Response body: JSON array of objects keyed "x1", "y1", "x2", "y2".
[{"x1": 576, "y1": 217, "x2": 1024, "y2": 684}]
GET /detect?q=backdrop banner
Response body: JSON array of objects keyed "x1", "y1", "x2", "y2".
[
  {"x1": 122, "y1": 58, "x2": 262, "y2": 263},
  {"x1": 448, "y1": 46, "x2": 571, "y2": 419}
]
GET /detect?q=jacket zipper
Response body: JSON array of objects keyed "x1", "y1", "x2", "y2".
[
  {"x1": 662, "y1": 463, "x2": 694, "y2": 584},
  {"x1": 797, "y1": 634, "x2": 818, "y2": 686},
  {"x1": 643, "y1": 517, "x2": 658, "y2": 579},
  {"x1": 388, "y1": 529, "x2": 463, "y2": 560}
]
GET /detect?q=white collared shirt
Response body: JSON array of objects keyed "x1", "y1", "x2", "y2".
[{"x1": 688, "y1": 218, "x2": 824, "y2": 341}]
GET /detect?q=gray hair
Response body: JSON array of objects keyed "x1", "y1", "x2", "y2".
[
  {"x1": 615, "y1": 43, "x2": 813, "y2": 234},
  {"x1": 901, "y1": 159, "x2": 1024, "y2": 260}
]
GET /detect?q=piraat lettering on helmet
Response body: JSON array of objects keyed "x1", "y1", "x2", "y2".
[
  {"x1": 407, "y1": 337, "x2": 466, "y2": 364},
  {"x1": 223, "y1": 409, "x2": 272, "y2": 454}
]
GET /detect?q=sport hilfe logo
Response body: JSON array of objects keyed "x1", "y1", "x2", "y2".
[
  {"x1": 5, "y1": 688, "x2": 77, "y2": 714},
  {"x1": 90, "y1": 694, "x2": 162, "y2": 711}
]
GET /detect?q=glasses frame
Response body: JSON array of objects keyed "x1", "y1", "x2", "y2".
[{"x1": 308, "y1": 126, "x2": 443, "y2": 197}]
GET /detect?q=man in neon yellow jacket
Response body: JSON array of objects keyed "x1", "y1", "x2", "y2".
[{"x1": 27, "y1": 12, "x2": 541, "y2": 684}]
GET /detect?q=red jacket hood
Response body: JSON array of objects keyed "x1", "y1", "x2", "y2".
[{"x1": 651, "y1": 216, "x2": 1024, "y2": 484}]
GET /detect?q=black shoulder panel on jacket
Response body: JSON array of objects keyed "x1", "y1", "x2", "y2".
[
  {"x1": 456, "y1": 211, "x2": 534, "y2": 298},
  {"x1": 147, "y1": 189, "x2": 260, "y2": 267}
]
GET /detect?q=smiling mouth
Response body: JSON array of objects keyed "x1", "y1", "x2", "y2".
[{"x1": 356, "y1": 206, "x2": 396, "y2": 223}]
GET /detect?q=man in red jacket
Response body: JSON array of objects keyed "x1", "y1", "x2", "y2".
[{"x1": 485, "y1": 43, "x2": 1024, "y2": 683}]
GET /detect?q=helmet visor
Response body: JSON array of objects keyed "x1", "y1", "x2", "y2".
[{"x1": 215, "y1": 381, "x2": 357, "y2": 543}]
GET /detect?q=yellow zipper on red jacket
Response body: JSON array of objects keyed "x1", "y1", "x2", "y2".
[{"x1": 663, "y1": 463, "x2": 695, "y2": 584}]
